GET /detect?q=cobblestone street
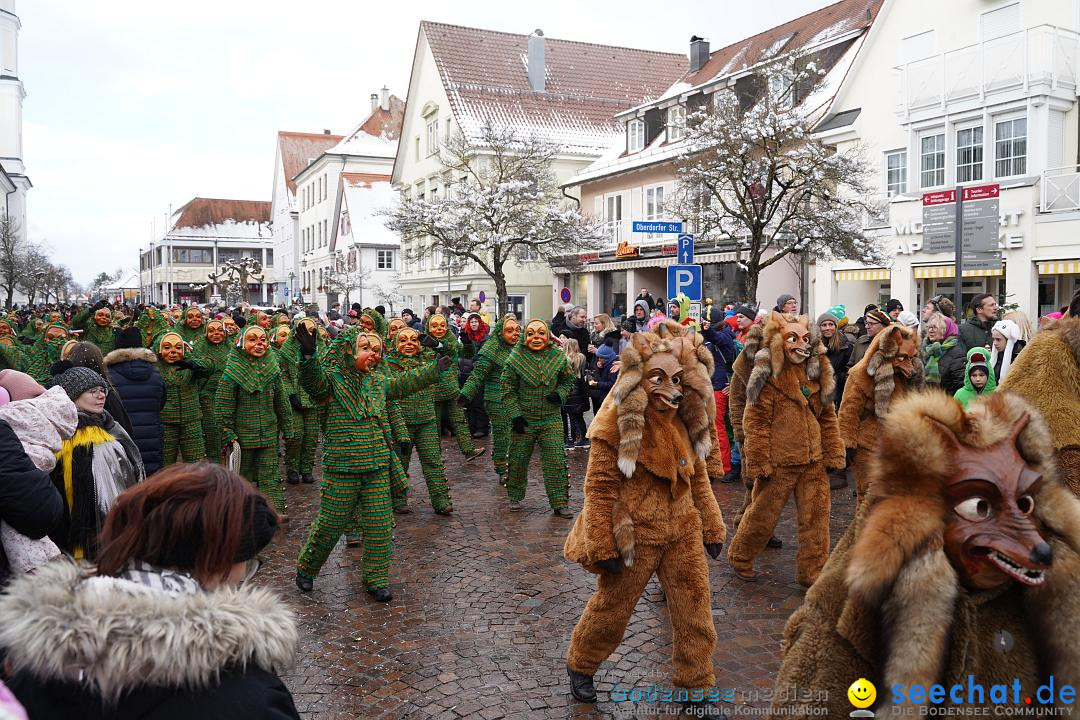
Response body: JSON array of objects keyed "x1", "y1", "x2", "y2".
[{"x1": 255, "y1": 435, "x2": 858, "y2": 719}]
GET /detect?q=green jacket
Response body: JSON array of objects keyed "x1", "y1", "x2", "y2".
[
  {"x1": 193, "y1": 337, "x2": 231, "y2": 402},
  {"x1": 953, "y1": 346, "x2": 998, "y2": 408},
  {"x1": 300, "y1": 355, "x2": 438, "y2": 473},
  {"x1": 158, "y1": 361, "x2": 201, "y2": 426},
  {"x1": 501, "y1": 345, "x2": 573, "y2": 424},
  {"x1": 428, "y1": 330, "x2": 463, "y2": 402},
  {"x1": 72, "y1": 308, "x2": 116, "y2": 354},
  {"x1": 383, "y1": 350, "x2": 441, "y2": 425},
  {"x1": 460, "y1": 326, "x2": 514, "y2": 402},
  {"x1": 275, "y1": 339, "x2": 314, "y2": 409},
  {"x1": 215, "y1": 372, "x2": 293, "y2": 448}
]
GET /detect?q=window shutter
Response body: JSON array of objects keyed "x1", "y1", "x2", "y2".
[
  {"x1": 630, "y1": 187, "x2": 643, "y2": 225},
  {"x1": 981, "y1": 4, "x2": 1020, "y2": 41},
  {"x1": 594, "y1": 196, "x2": 603, "y2": 222},
  {"x1": 1048, "y1": 110, "x2": 1066, "y2": 170}
]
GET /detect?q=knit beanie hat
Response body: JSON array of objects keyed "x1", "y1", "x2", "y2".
[
  {"x1": 968, "y1": 349, "x2": 990, "y2": 376},
  {"x1": 733, "y1": 303, "x2": 756, "y2": 321},
  {"x1": 816, "y1": 305, "x2": 845, "y2": 326},
  {"x1": 886, "y1": 298, "x2": 904, "y2": 314},
  {"x1": 620, "y1": 317, "x2": 637, "y2": 333},
  {"x1": 47, "y1": 366, "x2": 107, "y2": 401},
  {"x1": 0, "y1": 369, "x2": 44, "y2": 401},
  {"x1": 116, "y1": 326, "x2": 144, "y2": 349},
  {"x1": 865, "y1": 308, "x2": 892, "y2": 327},
  {"x1": 897, "y1": 310, "x2": 919, "y2": 328},
  {"x1": 596, "y1": 344, "x2": 617, "y2": 363},
  {"x1": 776, "y1": 294, "x2": 796, "y2": 310}
]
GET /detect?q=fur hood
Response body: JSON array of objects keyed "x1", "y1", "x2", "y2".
[
  {"x1": 746, "y1": 312, "x2": 833, "y2": 406},
  {"x1": 0, "y1": 560, "x2": 298, "y2": 704},
  {"x1": 607, "y1": 320, "x2": 715, "y2": 477},
  {"x1": 855, "y1": 324, "x2": 924, "y2": 418},
  {"x1": 103, "y1": 347, "x2": 158, "y2": 366}
]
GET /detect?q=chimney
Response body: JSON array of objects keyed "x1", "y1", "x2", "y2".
[
  {"x1": 323, "y1": 129, "x2": 331, "y2": 134},
  {"x1": 689, "y1": 35, "x2": 710, "y2": 73},
  {"x1": 379, "y1": 86, "x2": 390, "y2": 111},
  {"x1": 528, "y1": 29, "x2": 545, "y2": 93},
  {"x1": 370, "y1": 93, "x2": 379, "y2": 112}
]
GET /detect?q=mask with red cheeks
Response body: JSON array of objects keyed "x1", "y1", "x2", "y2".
[
  {"x1": 396, "y1": 328, "x2": 420, "y2": 357},
  {"x1": 159, "y1": 332, "x2": 184, "y2": 364},
  {"x1": 205, "y1": 321, "x2": 225, "y2": 344},
  {"x1": 94, "y1": 309, "x2": 112, "y2": 327},
  {"x1": 257, "y1": 312, "x2": 271, "y2": 329},
  {"x1": 938, "y1": 412, "x2": 1052, "y2": 591},
  {"x1": 428, "y1": 314, "x2": 448, "y2": 339},
  {"x1": 359, "y1": 314, "x2": 375, "y2": 333},
  {"x1": 388, "y1": 318, "x2": 405, "y2": 338},
  {"x1": 272, "y1": 325, "x2": 290, "y2": 346},
  {"x1": 524, "y1": 321, "x2": 549, "y2": 352},
  {"x1": 243, "y1": 327, "x2": 269, "y2": 358},
  {"x1": 502, "y1": 320, "x2": 521, "y2": 345},
  {"x1": 355, "y1": 333, "x2": 383, "y2": 371},
  {"x1": 45, "y1": 325, "x2": 67, "y2": 341},
  {"x1": 185, "y1": 308, "x2": 204, "y2": 329}
]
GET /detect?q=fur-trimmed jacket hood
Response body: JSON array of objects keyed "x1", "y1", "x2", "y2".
[
  {"x1": 771, "y1": 391, "x2": 1080, "y2": 717},
  {"x1": 0, "y1": 561, "x2": 299, "y2": 718},
  {"x1": 103, "y1": 347, "x2": 158, "y2": 367}
]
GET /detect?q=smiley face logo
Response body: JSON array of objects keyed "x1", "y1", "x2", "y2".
[{"x1": 847, "y1": 678, "x2": 876, "y2": 709}]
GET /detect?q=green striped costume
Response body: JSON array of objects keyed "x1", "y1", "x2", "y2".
[
  {"x1": 384, "y1": 347, "x2": 453, "y2": 513},
  {"x1": 193, "y1": 327, "x2": 231, "y2": 463},
  {"x1": 72, "y1": 308, "x2": 116, "y2": 355},
  {"x1": 158, "y1": 358, "x2": 207, "y2": 466},
  {"x1": 20, "y1": 323, "x2": 68, "y2": 384},
  {"x1": 215, "y1": 337, "x2": 294, "y2": 514},
  {"x1": 501, "y1": 324, "x2": 574, "y2": 510},
  {"x1": 296, "y1": 326, "x2": 437, "y2": 589},
  {"x1": 176, "y1": 321, "x2": 205, "y2": 346},
  {"x1": 460, "y1": 317, "x2": 515, "y2": 478},
  {"x1": 426, "y1": 317, "x2": 478, "y2": 458},
  {"x1": 136, "y1": 308, "x2": 172, "y2": 349},
  {"x1": 276, "y1": 334, "x2": 318, "y2": 477}
]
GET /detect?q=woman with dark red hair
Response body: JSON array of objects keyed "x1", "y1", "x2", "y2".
[{"x1": 0, "y1": 463, "x2": 300, "y2": 719}]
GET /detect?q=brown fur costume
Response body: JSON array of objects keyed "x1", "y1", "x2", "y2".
[
  {"x1": 727, "y1": 324, "x2": 763, "y2": 531},
  {"x1": 727, "y1": 313, "x2": 845, "y2": 586},
  {"x1": 1000, "y1": 317, "x2": 1080, "y2": 495},
  {"x1": 564, "y1": 320, "x2": 726, "y2": 691},
  {"x1": 838, "y1": 324, "x2": 924, "y2": 499},
  {"x1": 771, "y1": 391, "x2": 1080, "y2": 716}
]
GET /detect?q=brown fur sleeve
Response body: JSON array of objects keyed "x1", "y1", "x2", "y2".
[
  {"x1": 741, "y1": 383, "x2": 775, "y2": 479},
  {"x1": 729, "y1": 362, "x2": 749, "y2": 444},
  {"x1": 818, "y1": 401, "x2": 846, "y2": 470},
  {"x1": 837, "y1": 373, "x2": 868, "y2": 450},
  {"x1": 690, "y1": 460, "x2": 727, "y2": 545},
  {"x1": 576, "y1": 436, "x2": 622, "y2": 562}
]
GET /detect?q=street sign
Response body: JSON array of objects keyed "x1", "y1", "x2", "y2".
[
  {"x1": 559, "y1": 287, "x2": 572, "y2": 304},
  {"x1": 283, "y1": 287, "x2": 290, "y2": 296},
  {"x1": 922, "y1": 190, "x2": 957, "y2": 206},
  {"x1": 962, "y1": 183, "x2": 1000, "y2": 201},
  {"x1": 478, "y1": 290, "x2": 486, "y2": 303},
  {"x1": 961, "y1": 198, "x2": 999, "y2": 253},
  {"x1": 677, "y1": 234, "x2": 695, "y2": 264},
  {"x1": 923, "y1": 204, "x2": 956, "y2": 253},
  {"x1": 667, "y1": 264, "x2": 702, "y2": 302},
  {"x1": 632, "y1": 221, "x2": 683, "y2": 234},
  {"x1": 687, "y1": 301, "x2": 701, "y2": 326}
]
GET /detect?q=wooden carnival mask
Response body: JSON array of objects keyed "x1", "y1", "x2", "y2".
[
  {"x1": 94, "y1": 308, "x2": 112, "y2": 327},
  {"x1": 938, "y1": 412, "x2": 1052, "y2": 590},
  {"x1": 428, "y1": 313, "x2": 448, "y2": 339},
  {"x1": 388, "y1": 318, "x2": 405, "y2": 338},
  {"x1": 524, "y1": 320, "x2": 549, "y2": 352},
  {"x1": 242, "y1": 326, "x2": 269, "y2": 358},
  {"x1": 61, "y1": 339, "x2": 78, "y2": 360},
  {"x1": 502, "y1": 319, "x2": 521, "y2": 345},
  {"x1": 358, "y1": 313, "x2": 375, "y2": 333},
  {"x1": 169, "y1": 308, "x2": 182, "y2": 322},
  {"x1": 48, "y1": 311, "x2": 61, "y2": 323},
  {"x1": 642, "y1": 349, "x2": 684, "y2": 414},
  {"x1": 45, "y1": 325, "x2": 67, "y2": 341},
  {"x1": 777, "y1": 313, "x2": 811, "y2": 365},
  {"x1": 222, "y1": 317, "x2": 238, "y2": 335},
  {"x1": 272, "y1": 325, "x2": 290, "y2": 346},
  {"x1": 256, "y1": 312, "x2": 272, "y2": 330},
  {"x1": 275, "y1": 314, "x2": 290, "y2": 327},
  {"x1": 352, "y1": 332, "x2": 383, "y2": 372},
  {"x1": 185, "y1": 307, "x2": 204, "y2": 329},
  {"x1": 396, "y1": 327, "x2": 420, "y2": 357},
  {"x1": 205, "y1": 320, "x2": 226, "y2": 344},
  {"x1": 159, "y1": 332, "x2": 185, "y2": 364}
]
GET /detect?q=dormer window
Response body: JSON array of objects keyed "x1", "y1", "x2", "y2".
[
  {"x1": 667, "y1": 105, "x2": 686, "y2": 142},
  {"x1": 627, "y1": 119, "x2": 645, "y2": 153},
  {"x1": 768, "y1": 66, "x2": 796, "y2": 109}
]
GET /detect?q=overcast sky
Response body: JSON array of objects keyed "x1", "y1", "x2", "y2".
[{"x1": 20, "y1": 0, "x2": 831, "y2": 284}]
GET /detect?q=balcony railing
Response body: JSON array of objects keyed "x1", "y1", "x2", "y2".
[
  {"x1": 895, "y1": 25, "x2": 1079, "y2": 115},
  {"x1": 1040, "y1": 165, "x2": 1080, "y2": 213}
]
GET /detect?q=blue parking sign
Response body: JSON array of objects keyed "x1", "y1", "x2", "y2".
[{"x1": 667, "y1": 264, "x2": 702, "y2": 302}]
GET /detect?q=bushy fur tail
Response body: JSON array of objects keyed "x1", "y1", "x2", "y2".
[{"x1": 612, "y1": 500, "x2": 635, "y2": 567}]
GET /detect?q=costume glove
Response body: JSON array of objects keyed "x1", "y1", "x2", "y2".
[
  {"x1": 545, "y1": 392, "x2": 562, "y2": 405},
  {"x1": 511, "y1": 416, "x2": 528, "y2": 433},
  {"x1": 399, "y1": 442, "x2": 413, "y2": 457},
  {"x1": 704, "y1": 542, "x2": 723, "y2": 560},
  {"x1": 456, "y1": 394, "x2": 470, "y2": 407},
  {"x1": 419, "y1": 334, "x2": 441, "y2": 349},
  {"x1": 289, "y1": 394, "x2": 303, "y2": 412},
  {"x1": 595, "y1": 557, "x2": 623, "y2": 575},
  {"x1": 295, "y1": 324, "x2": 316, "y2": 357},
  {"x1": 435, "y1": 355, "x2": 453, "y2": 371},
  {"x1": 175, "y1": 359, "x2": 197, "y2": 370}
]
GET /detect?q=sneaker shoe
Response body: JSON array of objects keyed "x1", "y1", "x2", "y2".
[
  {"x1": 575, "y1": 438, "x2": 591, "y2": 448},
  {"x1": 367, "y1": 587, "x2": 392, "y2": 603},
  {"x1": 721, "y1": 464, "x2": 741, "y2": 484},
  {"x1": 552, "y1": 507, "x2": 574, "y2": 519}
]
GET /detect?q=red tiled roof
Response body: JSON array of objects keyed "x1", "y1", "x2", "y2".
[
  {"x1": 358, "y1": 95, "x2": 405, "y2": 140},
  {"x1": 341, "y1": 172, "x2": 391, "y2": 187},
  {"x1": 685, "y1": 0, "x2": 882, "y2": 86},
  {"x1": 172, "y1": 198, "x2": 270, "y2": 229},
  {"x1": 421, "y1": 21, "x2": 687, "y2": 154},
  {"x1": 277, "y1": 131, "x2": 344, "y2": 195}
]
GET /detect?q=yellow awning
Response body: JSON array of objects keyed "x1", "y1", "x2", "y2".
[
  {"x1": 1037, "y1": 260, "x2": 1080, "y2": 275},
  {"x1": 833, "y1": 268, "x2": 890, "y2": 282},
  {"x1": 913, "y1": 265, "x2": 1003, "y2": 279}
]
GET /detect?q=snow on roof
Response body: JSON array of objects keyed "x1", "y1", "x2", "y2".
[
  {"x1": 339, "y1": 173, "x2": 398, "y2": 248},
  {"x1": 329, "y1": 129, "x2": 397, "y2": 158},
  {"x1": 168, "y1": 198, "x2": 272, "y2": 240},
  {"x1": 104, "y1": 270, "x2": 141, "y2": 290},
  {"x1": 656, "y1": 81, "x2": 693, "y2": 104},
  {"x1": 422, "y1": 21, "x2": 687, "y2": 156}
]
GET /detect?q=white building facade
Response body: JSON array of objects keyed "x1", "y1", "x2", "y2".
[
  {"x1": 813, "y1": 0, "x2": 1080, "y2": 321},
  {"x1": 392, "y1": 22, "x2": 687, "y2": 320},
  {"x1": 0, "y1": 1, "x2": 29, "y2": 248},
  {"x1": 329, "y1": 172, "x2": 400, "y2": 311},
  {"x1": 138, "y1": 198, "x2": 275, "y2": 305}
]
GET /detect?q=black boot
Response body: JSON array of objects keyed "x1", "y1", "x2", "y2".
[
  {"x1": 367, "y1": 587, "x2": 392, "y2": 603},
  {"x1": 767, "y1": 537, "x2": 783, "y2": 549},
  {"x1": 286, "y1": 470, "x2": 300, "y2": 485},
  {"x1": 301, "y1": 473, "x2": 314, "y2": 484},
  {"x1": 567, "y1": 667, "x2": 597, "y2": 703},
  {"x1": 295, "y1": 571, "x2": 313, "y2": 592},
  {"x1": 720, "y1": 463, "x2": 741, "y2": 484}
]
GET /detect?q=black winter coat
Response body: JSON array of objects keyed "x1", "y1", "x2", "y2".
[
  {"x1": 104, "y1": 348, "x2": 167, "y2": 474},
  {"x1": 701, "y1": 324, "x2": 736, "y2": 390},
  {"x1": 824, "y1": 335, "x2": 853, "y2": 408},
  {"x1": 564, "y1": 365, "x2": 590, "y2": 415},
  {"x1": 0, "y1": 419, "x2": 64, "y2": 586},
  {"x1": 939, "y1": 341, "x2": 968, "y2": 396}
]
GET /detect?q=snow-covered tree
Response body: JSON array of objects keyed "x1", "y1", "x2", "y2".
[
  {"x1": 383, "y1": 122, "x2": 604, "y2": 317},
  {"x1": 193, "y1": 257, "x2": 264, "y2": 305},
  {"x1": 372, "y1": 275, "x2": 405, "y2": 315},
  {"x1": 669, "y1": 57, "x2": 884, "y2": 302},
  {"x1": 325, "y1": 252, "x2": 371, "y2": 310},
  {"x1": 0, "y1": 216, "x2": 21, "y2": 309},
  {"x1": 17, "y1": 243, "x2": 52, "y2": 306}
]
